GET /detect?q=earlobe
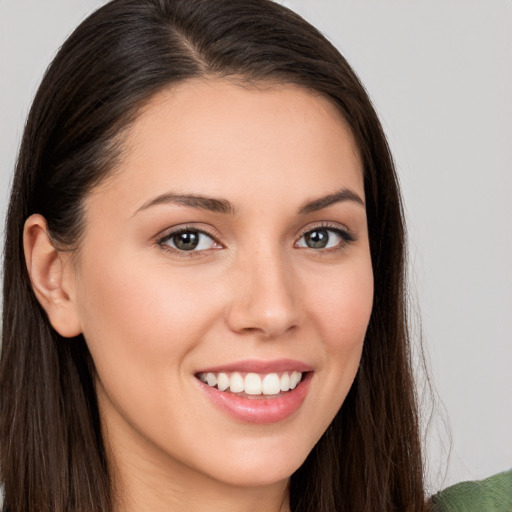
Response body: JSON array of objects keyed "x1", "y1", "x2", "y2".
[{"x1": 23, "y1": 214, "x2": 82, "y2": 338}]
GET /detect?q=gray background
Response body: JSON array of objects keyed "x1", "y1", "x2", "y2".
[{"x1": 1, "y1": 0, "x2": 511, "y2": 493}]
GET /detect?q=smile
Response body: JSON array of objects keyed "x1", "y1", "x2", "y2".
[
  {"x1": 197, "y1": 371, "x2": 303, "y2": 396},
  {"x1": 195, "y1": 361, "x2": 313, "y2": 424}
]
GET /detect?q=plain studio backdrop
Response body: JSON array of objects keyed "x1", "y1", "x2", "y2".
[{"x1": 0, "y1": 0, "x2": 510, "y2": 494}]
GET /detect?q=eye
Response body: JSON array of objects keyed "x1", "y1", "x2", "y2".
[
  {"x1": 296, "y1": 226, "x2": 354, "y2": 250},
  {"x1": 159, "y1": 228, "x2": 219, "y2": 252}
]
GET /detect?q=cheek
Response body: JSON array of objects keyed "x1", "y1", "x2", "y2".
[
  {"x1": 304, "y1": 255, "x2": 373, "y2": 410},
  {"x1": 305, "y1": 259, "x2": 374, "y2": 355},
  {"x1": 74, "y1": 249, "x2": 222, "y2": 382},
  {"x1": 289, "y1": 256, "x2": 373, "y2": 445}
]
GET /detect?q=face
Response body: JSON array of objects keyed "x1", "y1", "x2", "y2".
[{"x1": 69, "y1": 80, "x2": 373, "y2": 493}]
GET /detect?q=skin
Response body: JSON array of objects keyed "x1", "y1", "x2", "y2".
[{"x1": 24, "y1": 80, "x2": 374, "y2": 512}]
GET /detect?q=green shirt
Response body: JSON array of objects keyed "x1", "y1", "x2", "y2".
[{"x1": 431, "y1": 469, "x2": 512, "y2": 512}]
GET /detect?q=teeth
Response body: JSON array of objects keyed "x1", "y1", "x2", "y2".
[
  {"x1": 262, "y1": 373, "x2": 281, "y2": 395},
  {"x1": 289, "y1": 371, "x2": 302, "y2": 389},
  {"x1": 229, "y1": 372, "x2": 244, "y2": 393},
  {"x1": 244, "y1": 373, "x2": 262, "y2": 395},
  {"x1": 198, "y1": 371, "x2": 304, "y2": 395},
  {"x1": 217, "y1": 372, "x2": 230, "y2": 391},
  {"x1": 280, "y1": 372, "x2": 290, "y2": 391}
]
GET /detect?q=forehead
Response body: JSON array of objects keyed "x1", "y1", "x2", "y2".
[{"x1": 89, "y1": 79, "x2": 364, "y2": 214}]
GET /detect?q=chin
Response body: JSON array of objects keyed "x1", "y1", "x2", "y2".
[
  {"x1": 195, "y1": 436, "x2": 312, "y2": 489},
  {"x1": 212, "y1": 460, "x2": 302, "y2": 489}
]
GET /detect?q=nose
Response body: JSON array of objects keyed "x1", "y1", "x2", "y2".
[{"x1": 225, "y1": 248, "x2": 300, "y2": 339}]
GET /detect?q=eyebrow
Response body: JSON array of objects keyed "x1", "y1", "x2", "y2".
[
  {"x1": 135, "y1": 193, "x2": 236, "y2": 216},
  {"x1": 134, "y1": 187, "x2": 364, "y2": 217},
  {"x1": 298, "y1": 188, "x2": 365, "y2": 214}
]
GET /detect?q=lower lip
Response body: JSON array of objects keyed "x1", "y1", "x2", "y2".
[{"x1": 198, "y1": 373, "x2": 312, "y2": 424}]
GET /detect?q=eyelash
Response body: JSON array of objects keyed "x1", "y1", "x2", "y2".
[
  {"x1": 156, "y1": 222, "x2": 356, "y2": 257},
  {"x1": 157, "y1": 226, "x2": 222, "y2": 258},
  {"x1": 295, "y1": 222, "x2": 356, "y2": 253}
]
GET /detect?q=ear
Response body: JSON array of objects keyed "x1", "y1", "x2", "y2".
[{"x1": 23, "y1": 214, "x2": 82, "y2": 338}]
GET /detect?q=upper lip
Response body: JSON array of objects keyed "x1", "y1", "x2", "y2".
[{"x1": 196, "y1": 359, "x2": 314, "y2": 374}]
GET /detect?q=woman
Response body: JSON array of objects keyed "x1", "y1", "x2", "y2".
[{"x1": 0, "y1": 0, "x2": 484, "y2": 511}]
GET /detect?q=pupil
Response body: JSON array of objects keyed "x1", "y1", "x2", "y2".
[
  {"x1": 174, "y1": 231, "x2": 199, "y2": 250},
  {"x1": 306, "y1": 229, "x2": 328, "y2": 249}
]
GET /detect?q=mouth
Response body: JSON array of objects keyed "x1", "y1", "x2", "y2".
[
  {"x1": 195, "y1": 361, "x2": 313, "y2": 424},
  {"x1": 196, "y1": 370, "x2": 304, "y2": 398}
]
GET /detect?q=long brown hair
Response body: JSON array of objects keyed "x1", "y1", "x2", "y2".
[{"x1": 1, "y1": 1, "x2": 425, "y2": 510}]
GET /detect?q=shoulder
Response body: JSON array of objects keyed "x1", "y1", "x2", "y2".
[{"x1": 430, "y1": 469, "x2": 512, "y2": 512}]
